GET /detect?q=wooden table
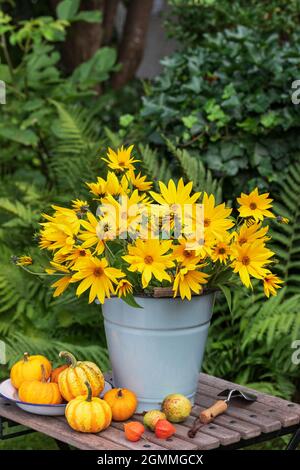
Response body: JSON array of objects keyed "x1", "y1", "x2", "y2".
[{"x1": 1, "y1": 373, "x2": 300, "y2": 450}]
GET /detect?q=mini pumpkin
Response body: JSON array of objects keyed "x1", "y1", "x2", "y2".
[
  {"x1": 10, "y1": 352, "x2": 52, "y2": 389},
  {"x1": 51, "y1": 364, "x2": 68, "y2": 383},
  {"x1": 18, "y1": 365, "x2": 62, "y2": 405},
  {"x1": 103, "y1": 388, "x2": 137, "y2": 421},
  {"x1": 65, "y1": 381, "x2": 112, "y2": 433},
  {"x1": 58, "y1": 351, "x2": 104, "y2": 401}
]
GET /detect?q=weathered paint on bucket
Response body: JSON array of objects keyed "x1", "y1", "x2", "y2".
[{"x1": 102, "y1": 293, "x2": 215, "y2": 413}]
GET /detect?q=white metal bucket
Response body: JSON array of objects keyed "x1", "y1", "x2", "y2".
[{"x1": 102, "y1": 293, "x2": 215, "y2": 413}]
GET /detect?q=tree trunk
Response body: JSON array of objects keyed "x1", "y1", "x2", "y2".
[
  {"x1": 49, "y1": 0, "x2": 105, "y2": 73},
  {"x1": 111, "y1": 0, "x2": 153, "y2": 89},
  {"x1": 102, "y1": 0, "x2": 119, "y2": 45}
]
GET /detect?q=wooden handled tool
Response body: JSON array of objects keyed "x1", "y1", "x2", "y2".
[
  {"x1": 188, "y1": 400, "x2": 228, "y2": 438},
  {"x1": 188, "y1": 388, "x2": 257, "y2": 438}
]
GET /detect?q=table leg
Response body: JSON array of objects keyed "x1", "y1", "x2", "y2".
[
  {"x1": 54, "y1": 439, "x2": 72, "y2": 450},
  {"x1": 286, "y1": 428, "x2": 300, "y2": 450}
]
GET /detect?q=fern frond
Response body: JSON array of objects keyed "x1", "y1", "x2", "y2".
[
  {"x1": 271, "y1": 162, "x2": 300, "y2": 294},
  {"x1": 166, "y1": 140, "x2": 222, "y2": 202},
  {"x1": 138, "y1": 144, "x2": 172, "y2": 185},
  {"x1": 4, "y1": 332, "x2": 110, "y2": 371}
]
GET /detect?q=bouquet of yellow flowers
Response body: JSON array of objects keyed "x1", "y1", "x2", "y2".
[{"x1": 16, "y1": 146, "x2": 284, "y2": 305}]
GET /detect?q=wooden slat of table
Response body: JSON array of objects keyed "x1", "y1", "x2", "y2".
[
  {"x1": 197, "y1": 382, "x2": 299, "y2": 427},
  {"x1": 183, "y1": 416, "x2": 241, "y2": 446},
  {"x1": 0, "y1": 403, "x2": 126, "y2": 450},
  {"x1": 200, "y1": 373, "x2": 300, "y2": 421},
  {"x1": 195, "y1": 393, "x2": 282, "y2": 432},
  {"x1": 112, "y1": 420, "x2": 198, "y2": 450},
  {"x1": 191, "y1": 404, "x2": 261, "y2": 440},
  {"x1": 132, "y1": 413, "x2": 220, "y2": 450}
]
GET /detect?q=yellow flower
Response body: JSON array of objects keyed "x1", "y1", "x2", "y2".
[
  {"x1": 71, "y1": 199, "x2": 89, "y2": 213},
  {"x1": 126, "y1": 170, "x2": 153, "y2": 191},
  {"x1": 46, "y1": 205, "x2": 81, "y2": 233},
  {"x1": 173, "y1": 264, "x2": 209, "y2": 300},
  {"x1": 172, "y1": 238, "x2": 202, "y2": 266},
  {"x1": 276, "y1": 216, "x2": 289, "y2": 224},
  {"x1": 235, "y1": 222, "x2": 269, "y2": 246},
  {"x1": 263, "y1": 271, "x2": 283, "y2": 297},
  {"x1": 72, "y1": 256, "x2": 125, "y2": 304},
  {"x1": 150, "y1": 178, "x2": 200, "y2": 206},
  {"x1": 231, "y1": 240, "x2": 274, "y2": 288},
  {"x1": 39, "y1": 222, "x2": 76, "y2": 254},
  {"x1": 15, "y1": 256, "x2": 33, "y2": 266},
  {"x1": 39, "y1": 205, "x2": 81, "y2": 255},
  {"x1": 78, "y1": 212, "x2": 105, "y2": 254},
  {"x1": 46, "y1": 262, "x2": 73, "y2": 297},
  {"x1": 116, "y1": 279, "x2": 133, "y2": 297},
  {"x1": 202, "y1": 192, "x2": 234, "y2": 241},
  {"x1": 102, "y1": 145, "x2": 138, "y2": 172},
  {"x1": 237, "y1": 188, "x2": 275, "y2": 221},
  {"x1": 101, "y1": 191, "x2": 149, "y2": 239},
  {"x1": 86, "y1": 172, "x2": 123, "y2": 199},
  {"x1": 66, "y1": 247, "x2": 91, "y2": 267},
  {"x1": 123, "y1": 239, "x2": 174, "y2": 288},
  {"x1": 52, "y1": 276, "x2": 73, "y2": 297},
  {"x1": 211, "y1": 238, "x2": 231, "y2": 264}
]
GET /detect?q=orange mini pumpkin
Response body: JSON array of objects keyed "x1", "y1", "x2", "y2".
[
  {"x1": 10, "y1": 352, "x2": 52, "y2": 389},
  {"x1": 103, "y1": 388, "x2": 137, "y2": 421},
  {"x1": 51, "y1": 365, "x2": 68, "y2": 383},
  {"x1": 18, "y1": 365, "x2": 62, "y2": 405}
]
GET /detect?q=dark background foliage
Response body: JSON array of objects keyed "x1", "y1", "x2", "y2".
[{"x1": 0, "y1": 0, "x2": 299, "y2": 449}]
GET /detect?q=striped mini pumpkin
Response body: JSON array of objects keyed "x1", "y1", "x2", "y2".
[{"x1": 58, "y1": 351, "x2": 105, "y2": 402}]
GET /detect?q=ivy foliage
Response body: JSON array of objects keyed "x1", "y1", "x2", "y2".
[
  {"x1": 141, "y1": 27, "x2": 300, "y2": 196},
  {"x1": 166, "y1": 0, "x2": 300, "y2": 47}
]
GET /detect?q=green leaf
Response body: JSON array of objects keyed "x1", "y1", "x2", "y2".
[
  {"x1": 120, "y1": 114, "x2": 134, "y2": 127},
  {"x1": 260, "y1": 111, "x2": 278, "y2": 128},
  {"x1": 0, "y1": 126, "x2": 38, "y2": 146},
  {"x1": 0, "y1": 64, "x2": 12, "y2": 84},
  {"x1": 73, "y1": 10, "x2": 102, "y2": 23},
  {"x1": 218, "y1": 284, "x2": 232, "y2": 312},
  {"x1": 121, "y1": 294, "x2": 143, "y2": 309},
  {"x1": 56, "y1": 0, "x2": 80, "y2": 20},
  {"x1": 182, "y1": 115, "x2": 198, "y2": 129}
]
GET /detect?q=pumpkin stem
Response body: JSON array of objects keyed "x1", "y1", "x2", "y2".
[
  {"x1": 85, "y1": 381, "x2": 92, "y2": 402},
  {"x1": 117, "y1": 388, "x2": 123, "y2": 398},
  {"x1": 59, "y1": 351, "x2": 77, "y2": 368},
  {"x1": 40, "y1": 364, "x2": 46, "y2": 383},
  {"x1": 23, "y1": 352, "x2": 29, "y2": 362}
]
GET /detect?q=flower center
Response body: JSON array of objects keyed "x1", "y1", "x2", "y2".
[
  {"x1": 144, "y1": 255, "x2": 153, "y2": 264},
  {"x1": 218, "y1": 247, "x2": 226, "y2": 254},
  {"x1": 250, "y1": 202, "x2": 257, "y2": 210},
  {"x1": 204, "y1": 218, "x2": 211, "y2": 227},
  {"x1": 119, "y1": 161, "x2": 125, "y2": 167},
  {"x1": 94, "y1": 267, "x2": 104, "y2": 277},
  {"x1": 184, "y1": 250, "x2": 193, "y2": 258},
  {"x1": 79, "y1": 250, "x2": 86, "y2": 256},
  {"x1": 242, "y1": 256, "x2": 250, "y2": 266}
]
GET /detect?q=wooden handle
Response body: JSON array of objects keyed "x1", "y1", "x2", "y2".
[{"x1": 200, "y1": 400, "x2": 228, "y2": 424}]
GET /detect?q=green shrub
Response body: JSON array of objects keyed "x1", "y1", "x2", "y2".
[
  {"x1": 0, "y1": 9, "x2": 118, "y2": 370},
  {"x1": 141, "y1": 27, "x2": 300, "y2": 196},
  {"x1": 166, "y1": 0, "x2": 300, "y2": 47}
]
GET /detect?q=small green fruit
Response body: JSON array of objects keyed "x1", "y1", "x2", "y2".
[
  {"x1": 162, "y1": 394, "x2": 192, "y2": 423},
  {"x1": 143, "y1": 410, "x2": 166, "y2": 431}
]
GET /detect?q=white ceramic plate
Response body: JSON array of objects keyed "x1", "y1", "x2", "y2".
[{"x1": 0, "y1": 379, "x2": 112, "y2": 416}]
